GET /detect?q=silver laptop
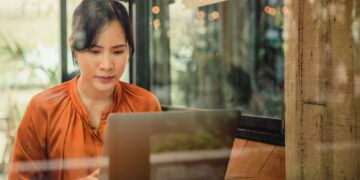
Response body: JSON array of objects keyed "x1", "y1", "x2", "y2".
[{"x1": 100, "y1": 109, "x2": 241, "y2": 180}]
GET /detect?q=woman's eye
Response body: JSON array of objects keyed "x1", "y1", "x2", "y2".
[
  {"x1": 114, "y1": 51, "x2": 124, "y2": 55},
  {"x1": 89, "y1": 50, "x2": 100, "y2": 55}
]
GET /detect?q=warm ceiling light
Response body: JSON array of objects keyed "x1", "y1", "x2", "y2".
[
  {"x1": 211, "y1": 11, "x2": 220, "y2": 20},
  {"x1": 197, "y1": 11, "x2": 205, "y2": 18},
  {"x1": 152, "y1": 6, "x2": 160, "y2": 14},
  {"x1": 264, "y1": 6, "x2": 272, "y2": 14}
]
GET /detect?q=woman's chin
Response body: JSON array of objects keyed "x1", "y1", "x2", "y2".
[{"x1": 94, "y1": 82, "x2": 116, "y2": 93}]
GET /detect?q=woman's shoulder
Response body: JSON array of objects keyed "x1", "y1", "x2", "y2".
[
  {"x1": 30, "y1": 81, "x2": 71, "y2": 106},
  {"x1": 119, "y1": 81, "x2": 161, "y2": 111},
  {"x1": 120, "y1": 81, "x2": 157, "y2": 100}
]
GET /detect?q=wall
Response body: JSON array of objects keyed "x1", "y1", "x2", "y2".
[{"x1": 285, "y1": 0, "x2": 360, "y2": 179}]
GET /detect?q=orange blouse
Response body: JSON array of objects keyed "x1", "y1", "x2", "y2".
[{"x1": 9, "y1": 77, "x2": 161, "y2": 179}]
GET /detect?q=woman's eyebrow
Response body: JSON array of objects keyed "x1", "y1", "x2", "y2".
[
  {"x1": 90, "y1": 45, "x2": 103, "y2": 49},
  {"x1": 90, "y1": 44, "x2": 127, "y2": 49},
  {"x1": 112, "y1": 44, "x2": 127, "y2": 48}
]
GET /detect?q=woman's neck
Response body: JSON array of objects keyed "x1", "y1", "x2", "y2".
[{"x1": 76, "y1": 76, "x2": 114, "y2": 129}]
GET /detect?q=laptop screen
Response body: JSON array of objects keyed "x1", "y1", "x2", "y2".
[{"x1": 103, "y1": 110, "x2": 241, "y2": 180}]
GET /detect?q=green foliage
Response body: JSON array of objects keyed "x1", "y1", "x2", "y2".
[
  {"x1": 0, "y1": 32, "x2": 59, "y2": 88},
  {"x1": 0, "y1": 33, "x2": 26, "y2": 61}
]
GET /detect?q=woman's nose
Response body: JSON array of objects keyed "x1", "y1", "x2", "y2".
[{"x1": 99, "y1": 54, "x2": 113, "y2": 70}]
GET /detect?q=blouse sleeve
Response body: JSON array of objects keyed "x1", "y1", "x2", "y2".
[
  {"x1": 9, "y1": 98, "x2": 47, "y2": 179},
  {"x1": 152, "y1": 93, "x2": 162, "y2": 112}
]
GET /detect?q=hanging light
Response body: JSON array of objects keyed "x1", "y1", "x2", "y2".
[{"x1": 152, "y1": 6, "x2": 160, "y2": 14}]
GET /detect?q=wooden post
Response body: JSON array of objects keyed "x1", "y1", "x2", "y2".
[{"x1": 285, "y1": 0, "x2": 360, "y2": 179}]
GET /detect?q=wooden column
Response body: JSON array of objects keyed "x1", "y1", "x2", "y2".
[{"x1": 285, "y1": 0, "x2": 360, "y2": 179}]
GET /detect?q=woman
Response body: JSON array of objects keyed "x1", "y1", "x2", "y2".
[{"x1": 9, "y1": 0, "x2": 161, "y2": 179}]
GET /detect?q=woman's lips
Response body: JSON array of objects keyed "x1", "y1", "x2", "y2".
[{"x1": 96, "y1": 76, "x2": 115, "y2": 83}]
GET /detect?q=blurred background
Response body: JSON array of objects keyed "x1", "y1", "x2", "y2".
[
  {"x1": 148, "y1": 0, "x2": 284, "y2": 115},
  {"x1": 1, "y1": 0, "x2": 358, "y2": 179},
  {"x1": 0, "y1": 0, "x2": 285, "y2": 177}
]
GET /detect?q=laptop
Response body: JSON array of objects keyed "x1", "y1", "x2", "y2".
[{"x1": 100, "y1": 109, "x2": 241, "y2": 180}]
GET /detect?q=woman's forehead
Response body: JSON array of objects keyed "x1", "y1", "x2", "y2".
[{"x1": 95, "y1": 20, "x2": 127, "y2": 46}]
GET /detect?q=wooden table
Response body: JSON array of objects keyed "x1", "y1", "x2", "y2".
[{"x1": 226, "y1": 138, "x2": 285, "y2": 179}]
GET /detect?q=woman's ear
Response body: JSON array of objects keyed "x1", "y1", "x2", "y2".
[
  {"x1": 68, "y1": 36, "x2": 74, "y2": 46},
  {"x1": 69, "y1": 36, "x2": 77, "y2": 59}
]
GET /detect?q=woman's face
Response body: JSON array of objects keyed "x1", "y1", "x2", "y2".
[{"x1": 74, "y1": 20, "x2": 129, "y2": 94}]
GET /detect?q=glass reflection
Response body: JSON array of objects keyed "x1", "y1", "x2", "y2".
[{"x1": 150, "y1": 0, "x2": 284, "y2": 117}]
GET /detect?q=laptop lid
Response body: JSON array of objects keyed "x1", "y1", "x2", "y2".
[{"x1": 101, "y1": 109, "x2": 241, "y2": 180}]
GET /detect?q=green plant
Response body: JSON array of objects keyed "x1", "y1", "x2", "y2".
[
  {"x1": 0, "y1": 32, "x2": 59, "y2": 88},
  {"x1": 0, "y1": 33, "x2": 26, "y2": 61}
]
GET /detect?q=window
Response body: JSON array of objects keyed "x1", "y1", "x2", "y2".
[
  {"x1": 59, "y1": 0, "x2": 285, "y2": 118},
  {"x1": 0, "y1": 0, "x2": 61, "y2": 175},
  {"x1": 0, "y1": 0, "x2": 60, "y2": 88},
  {"x1": 145, "y1": 0, "x2": 284, "y2": 118}
]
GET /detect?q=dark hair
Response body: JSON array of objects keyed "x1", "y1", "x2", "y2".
[{"x1": 71, "y1": 0, "x2": 134, "y2": 56}]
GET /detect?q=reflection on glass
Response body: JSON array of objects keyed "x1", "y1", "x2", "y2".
[
  {"x1": 0, "y1": 1, "x2": 60, "y2": 178},
  {"x1": 151, "y1": 119, "x2": 233, "y2": 153},
  {"x1": 150, "y1": 0, "x2": 284, "y2": 117},
  {"x1": 149, "y1": 111, "x2": 238, "y2": 179}
]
